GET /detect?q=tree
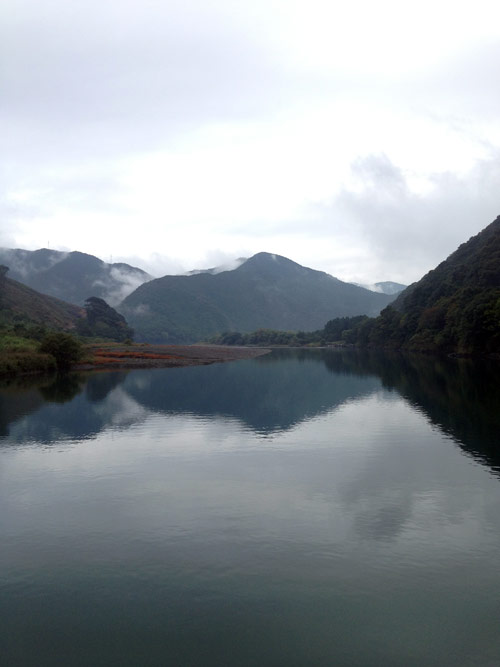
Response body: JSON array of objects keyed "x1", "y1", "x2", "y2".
[
  {"x1": 77, "y1": 296, "x2": 134, "y2": 341},
  {"x1": 39, "y1": 332, "x2": 82, "y2": 370}
]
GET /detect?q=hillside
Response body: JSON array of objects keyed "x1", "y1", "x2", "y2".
[
  {"x1": 357, "y1": 215, "x2": 500, "y2": 354},
  {"x1": 0, "y1": 266, "x2": 84, "y2": 331},
  {"x1": 119, "y1": 252, "x2": 395, "y2": 343},
  {"x1": 0, "y1": 247, "x2": 152, "y2": 306},
  {"x1": 0, "y1": 267, "x2": 134, "y2": 341}
]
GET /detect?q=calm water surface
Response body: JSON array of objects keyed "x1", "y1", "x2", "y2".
[{"x1": 1, "y1": 350, "x2": 500, "y2": 666}]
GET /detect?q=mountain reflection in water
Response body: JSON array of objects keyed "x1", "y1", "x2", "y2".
[
  {"x1": 3, "y1": 349, "x2": 500, "y2": 667},
  {"x1": 1, "y1": 349, "x2": 499, "y2": 475}
]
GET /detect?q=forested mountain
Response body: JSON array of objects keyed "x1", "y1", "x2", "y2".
[
  {"x1": 355, "y1": 215, "x2": 500, "y2": 354},
  {"x1": 119, "y1": 252, "x2": 395, "y2": 343},
  {"x1": 0, "y1": 247, "x2": 152, "y2": 306},
  {"x1": 0, "y1": 267, "x2": 133, "y2": 342},
  {"x1": 0, "y1": 265, "x2": 84, "y2": 331}
]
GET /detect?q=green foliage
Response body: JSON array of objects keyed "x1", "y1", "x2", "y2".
[
  {"x1": 340, "y1": 216, "x2": 500, "y2": 355},
  {"x1": 0, "y1": 321, "x2": 57, "y2": 375},
  {"x1": 0, "y1": 351, "x2": 56, "y2": 376},
  {"x1": 323, "y1": 315, "x2": 369, "y2": 342},
  {"x1": 77, "y1": 297, "x2": 134, "y2": 341},
  {"x1": 39, "y1": 332, "x2": 83, "y2": 370},
  {"x1": 210, "y1": 316, "x2": 369, "y2": 347},
  {"x1": 0, "y1": 334, "x2": 38, "y2": 353}
]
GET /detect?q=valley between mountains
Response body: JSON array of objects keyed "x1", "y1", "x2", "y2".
[{"x1": 1, "y1": 214, "x2": 499, "y2": 376}]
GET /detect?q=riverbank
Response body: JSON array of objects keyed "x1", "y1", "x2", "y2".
[{"x1": 74, "y1": 343, "x2": 270, "y2": 371}]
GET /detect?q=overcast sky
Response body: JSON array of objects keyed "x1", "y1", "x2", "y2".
[{"x1": 2, "y1": 0, "x2": 500, "y2": 284}]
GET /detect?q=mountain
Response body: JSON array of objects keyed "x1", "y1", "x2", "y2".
[
  {"x1": 356, "y1": 215, "x2": 500, "y2": 354},
  {"x1": 0, "y1": 266, "x2": 84, "y2": 331},
  {"x1": 0, "y1": 267, "x2": 134, "y2": 343},
  {"x1": 119, "y1": 252, "x2": 395, "y2": 343},
  {"x1": 354, "y1": 281, "x2": 407, "y2": 295},
  {"x1": 0, "y1": 248, "x2": 152, "y2": 306}
]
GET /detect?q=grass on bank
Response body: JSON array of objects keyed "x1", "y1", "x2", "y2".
[
  {"x1": 0, "y1": 326, "x2": 142, "y2": 376},
  {"x1": 0, "y1": 328, "x2": 91, "y2": 376},
  {"x1": 0, "y1": 332, "x2": 56, "y2": 376}
]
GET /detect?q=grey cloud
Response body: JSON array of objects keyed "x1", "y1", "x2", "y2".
[
  {"x1": 1, "y1": 1, "x2": 296, "y2": 165},
  {"x1": 51, "y1": 173, "x2": 127, "y2": 213},
  {"x1": 336, "y1": 153, "x2": 500, "y2": 282},
  {"x1": 0, "y1": 249, "x2": 31, "y2": 277},
  {"x1": 282, "y1": 152, "x2": 500, "y2": 284},
  {"x1": 214, "y1": 151, "x2": 500, "y2": 284},
  {"x1": 105, "y1": 267, "x2": 152, "y2": 306},
  {"x1": 417, "y1": 39, "x2": 500, "y2": 121},
  {"x1": 0, "y1": 218, "x2": 17, "y2": 249},
  {"x1": 128, "y1": 303, "x2": 151, "y2": 317},
  {"x1": 3, "y1": 0, "x2": 500, "y2": 285},
  {"x1": 4, "y1": 1, "x2": 500, "y2": 164},
  {"x1": 115, "y1": 253, "x2": 185, "y2": 278},
  {"x1": 0, "y1": 170, "x2": 129, "y2": 251}
]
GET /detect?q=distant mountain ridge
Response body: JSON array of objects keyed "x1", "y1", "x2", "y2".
[
  {"x1": 119, "y1": 252, "x2": 396, "y2": 343},
  {"x1": 0, "y1": 248, "x2": 152, "y2": 306}
]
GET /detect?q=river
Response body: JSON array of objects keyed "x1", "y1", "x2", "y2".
[{"x1": 1, "y1": 349, "x2": 499, "y2": 666}]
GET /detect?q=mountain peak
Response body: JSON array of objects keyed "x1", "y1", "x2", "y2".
[
  {"x1": 120, "y1": 251, "x2": 395, "y2": 343},
  {"x1": 236, "y1": 252, "x2": 320, "y2": 280}
]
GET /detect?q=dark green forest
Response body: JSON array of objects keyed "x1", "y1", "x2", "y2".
[{"x1": 210, "y1": 316, "x2": 369, "y2": 347}]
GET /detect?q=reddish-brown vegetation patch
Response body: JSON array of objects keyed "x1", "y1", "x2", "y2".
[
  {"x1": 92, "y1": 349, "x2": 181, "y2": 364},
  {"x1": 76, "y1": 344, "x2": 269, "y2": 371}
]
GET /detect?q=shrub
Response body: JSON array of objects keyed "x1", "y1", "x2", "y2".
[
  {"x1": 0, "y1": 351, "x2": 56, "y2": 376},
  {"x1": 39, "y1": 332, "x2": 82, "y2": 370}
]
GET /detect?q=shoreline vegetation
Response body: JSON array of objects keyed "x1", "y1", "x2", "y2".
[
  {"x1": 0, "y1": 336, "x2": 270, "y2": 378},
  {"x1": 1, "y1": 321, "x2": 497, "y2": 380}
]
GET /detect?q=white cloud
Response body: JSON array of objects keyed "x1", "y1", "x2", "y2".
[{"x1": 2, "y1": 0, "x2": 500, "y2": 284}]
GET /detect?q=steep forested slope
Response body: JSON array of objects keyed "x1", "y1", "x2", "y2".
[{"x1": 357, "y1": 216, "x2": 500, "y2": 354}]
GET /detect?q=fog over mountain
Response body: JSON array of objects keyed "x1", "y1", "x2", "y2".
[
  {"x1": 355, "y1": 281, "x2": 407, "y2": 295},
  {"x1": 0, "y1": 248, "x2": 152, "y2": 306}
]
